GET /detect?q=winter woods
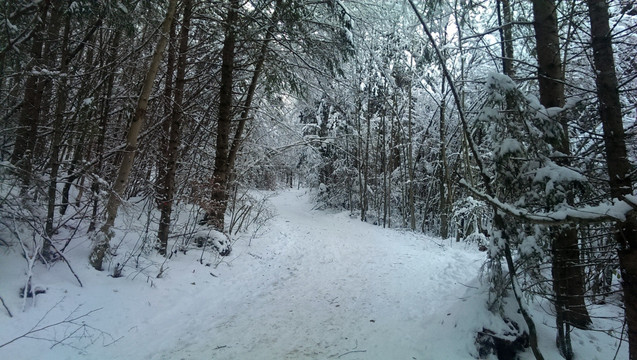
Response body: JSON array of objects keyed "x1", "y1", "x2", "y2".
[{"x1": 1, "y1": 0, "x2": 636, "y2": 359}]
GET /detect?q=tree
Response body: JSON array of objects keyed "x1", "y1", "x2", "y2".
[
  {"x1": 532, "y1": 0, "x2": 591, "y2": 357},
  {"x1": 9, "y1": 1, "x2": 50, "y2": 185},
  {"x1": 407, "y1": 2, "x2": 544, "y2": 356},
  {"x1": 156, "y1": 0, "x2": 193, "y2": 256},
  {"x1": 203, "y1": 0, "x2": 352, "y2": 231},
  {"x1": 203, "y1": 0, "x2": 239, "y2": 232},
  {"x1": 89, "y1": 0, "x2": 178, "y2": 271},
  {"x1": 587, "y1": 0, "x2": 637, "y2": 358}
]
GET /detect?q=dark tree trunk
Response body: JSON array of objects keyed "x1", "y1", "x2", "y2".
[
  {"x1": 407, "y1": 82, "x2": 416, "y2": 230},
  {"x1": 203, "y1": 0, "x2": 281, "y2": 232},
  {"x1": 362, "y1": 89, "x2": 371, "y2": 222},
  {"x1": 439, "y1": 94, "x2": 448, "y2": 239},
  {"x1": 89, "y1": 30, "x2": 121, "y2": 232},
  {"x1": 156, "y1": 16, "x2": 177, "y2": 208},
  {"x1": 532, "y1": 0, "x2": 564, "y2": 107},
  {"x1": 157, "y1": 0, "x2": 192, "y2": 255},
  {"x1": 227, "y1": 0, "x2": 281, "y2": 172},
  {"x1": 587, "y1": 0, "x2": 637, "y2": 358},
  {"x1": 45, "y1": 6, "x2": 71, "y2": 244},
  {"x1": 532, "y1": 4, "x2": 591, "y2": 355},
  {"x1": 207, "y1": 0, "x2": 239, "y2": 231},
  {"x1": 10, "y1": 1, "x2": 49, "y2": 185},
  {"x1": 501, "y1": 0, "x2": 514, "y2": 77}
]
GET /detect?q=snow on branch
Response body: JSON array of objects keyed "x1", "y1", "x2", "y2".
[{"x1": 459, "y1": 180, "x2": 635, "y2": 225}]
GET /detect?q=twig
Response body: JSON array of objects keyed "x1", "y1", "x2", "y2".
[
  {"x1": 457, "y1": 281, "x2": 479, "y2": 289},
  {"x1": 0, "y1": 296, "x2": 12, "y2": 317},
  {"x1": 0, "y1": 237, "x2": 10, "y2": 247},
  {"x1": 338, "y1": 350, "x2": 367, "y2": 358},
  {"x1": 103, "y1": 335, "x2": 124, "y2": 347},
  {"x1": 47, "y1": 241, "x2": 83, "y2": 287},
  {"x1": 0, "y1": 304, "x2": 103, "y2": 348},
  {"x1": 613, "y1": 316, "x2": 627, "y2": 360},
  {"x1": 335, "y1": 339, "x2": 366, "y2": 358}
]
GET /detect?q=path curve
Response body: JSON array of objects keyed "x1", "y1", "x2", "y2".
[{"x1": 151, "y1": 190, "x2": 484, "y2": 360}]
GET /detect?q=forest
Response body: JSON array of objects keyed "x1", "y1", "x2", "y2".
[{"x1": 1, "y1": 0, "x2": 636, "y2": 359}]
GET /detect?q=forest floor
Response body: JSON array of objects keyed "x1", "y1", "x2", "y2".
[{"x1": 0, "y1": 189, "x2": 627, "y2": 359}]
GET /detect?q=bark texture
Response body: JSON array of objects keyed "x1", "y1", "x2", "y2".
[
  {"x1": 587, "y1": 0, "x2": 637, "y2": 358},
  {"x1": 207, "y1": 0, "x2": 239, "y2": 231},
  {"x1": 532, "y1": 4, "x2": 591, "y2": 354},
  {"x1": 157, "y1": 0, "x2": 192, "y2": 255}
]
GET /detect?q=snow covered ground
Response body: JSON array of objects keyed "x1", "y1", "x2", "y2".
[{"x1": 0, "y1": 189, "x2": 628, "y2": 359}]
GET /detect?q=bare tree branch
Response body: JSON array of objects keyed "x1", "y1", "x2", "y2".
[
  {"x1": 0, "y1": 296, "x2": 12, "y2": 318},
  {"x1": 0, "y1": 301, "x2": 102, "y2": 348}
]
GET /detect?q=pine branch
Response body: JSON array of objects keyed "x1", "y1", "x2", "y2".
[{"x1": 459, "y1": 180, "x2": 634, "y2": 225}]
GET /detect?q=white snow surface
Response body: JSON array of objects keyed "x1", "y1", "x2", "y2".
[{"x1": 0, "y1": 189, "x2": 627, "y2": 359}]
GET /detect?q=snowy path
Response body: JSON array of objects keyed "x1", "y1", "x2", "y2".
[
  {"x1": 148, "y1": 190, "x2": 484, "y2": 360},
  {"x1": 1, "y1": 189, "x2": 627, "y2": 360},
  {"x1": 0, "y1": 189, "x2": 485, "y2": 360}
]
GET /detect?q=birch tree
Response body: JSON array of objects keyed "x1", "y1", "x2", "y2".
[{"x1": 89, "y1": 0, "x2": 178, "y2": 271}]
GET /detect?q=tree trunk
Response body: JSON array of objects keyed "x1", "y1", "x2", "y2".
[
  {"x1": 89, "y1": 30, "x2": 121, "y2": 232},
  {"x1": 355, "y1": 83, "x2": 365, "y2": 221},
  {"x1": 498, "y1": 0, "x2": 514, "y2": 76},
  {"x1": 227, "y1": 0, "x2": 282, "y2": 173},
  {"x1": 157, "y1": 0, "x2": 192, "y2": 256},
  {"x1": 362, "y1": 84, "x2": 372, "y2": 222},
  {"x1": 89, "y1": 0, "x2": 178, "y2": 270},
  {"x1": 156, "y1": 16, "x2": 178, "y2": 209},
  {"x1": 45, "y1": 7, "x2": 71, "y2": 247},
  {"x1": 587, "y1": 1, "x2": 637, "y2": 358},
  {"x1": 407, "y1": 1, "x2": 545, "y2": 358},
  {"x1": 206, "y1": 0, "x2": 239, "y2": 231},
  {"x1": 407, "y1": 80, "x2": 416, "y2": 230},
  {"x1": 439, "y1": 76, "x2": 449, "y2": 239},
  {"x1": 532, "y1": 0, "x2": 564, "y2": 107},
  {"x1": 54, "y1": 17, "x2": 102, "y2": 216},
  {"x1": 382, "y1": 112, "x2": 387, "y2": 228},
  {"x1": 10, "y1": 1, "x2": 49, "y2": 185},
  {"x1": 532, "y1": 3, "x2": 591, "y2": 354}
]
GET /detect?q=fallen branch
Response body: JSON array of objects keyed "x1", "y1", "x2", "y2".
[
  {"x1": 0, "y1": 296, "x2": 12, "y2": 317},
  {"x1": 334, "y1": 339, "x2": 367, "y2": 358},
  {"x1": 338, "y1": 349, "x2": 367, "y2": 358}
]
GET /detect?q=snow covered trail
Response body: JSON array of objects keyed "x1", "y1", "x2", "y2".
[
  {"x1": 0, "y1": 189, "x2": 485, "y2": 360},
  {"x1": 149, "y1": 189, "x2": 485, "y2": 360}
]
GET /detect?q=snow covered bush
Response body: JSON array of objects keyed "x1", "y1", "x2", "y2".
[
  {"x1": 227, "y1": 188, "x2": 275, "y2": 238},
  {"x1": 452, "y1": 196, "x2": 489, "y2": 244},
  {"x1": 193, "y1": 228, "x2": 232, "y2": 257}
]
